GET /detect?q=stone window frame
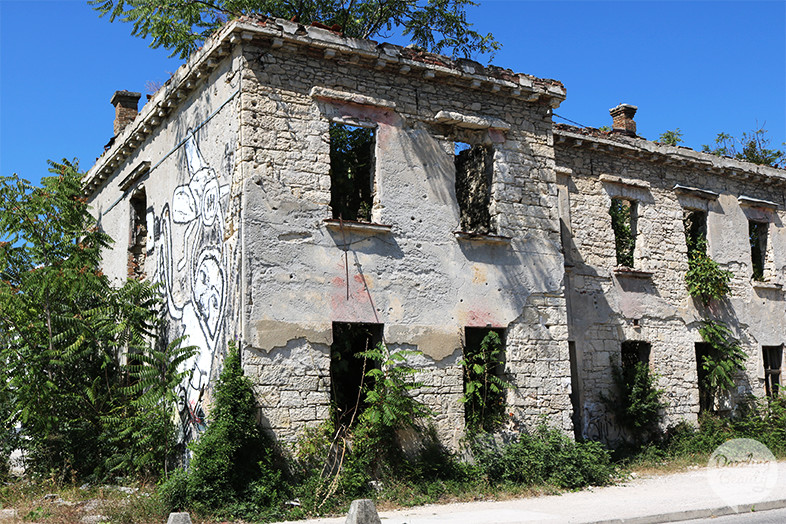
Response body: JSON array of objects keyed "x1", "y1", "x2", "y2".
[
  {"x1": 602, "y1": 176, "x2": 652, "y2": 276},
  {"x1": 327, "y1": 119, "x2": 379, "y2": 224},
  {"x1": 127, "y1": 185, "x2": 148, "y2": 281},
  {"x1": 739, "y1": 196, "x2": 778, "y2": 284},
  {"x1": 674, "y1": 183, "x2": 719, "y2": 268},
  {"x1": 426, "y1": 110, "x2": 511, "y2": 244},
  {"x1": 311, "y1": 87, "x2": 394, "y2": 229}
]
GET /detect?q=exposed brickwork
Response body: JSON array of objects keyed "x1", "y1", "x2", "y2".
[{"x1": 110, "y1": 90, "x2": 141, "y2": 137}]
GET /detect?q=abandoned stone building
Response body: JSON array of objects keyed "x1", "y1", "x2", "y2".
[{"x1": 84, "y1": 16, "x2": 786, "y2": 448}]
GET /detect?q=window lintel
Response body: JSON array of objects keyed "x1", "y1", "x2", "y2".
[
  {"x1": 673, "y1": 184, "x2": 719, "y2": 200},
  {"x1": 431, "y1": 110, "x2": 510, "y2": 131},
  {"x1": 119, "y1": 161, "x2": 151, "y2": 192},
  {"x1": 739, "y1": 195, "x2": 779, "y2": 209},
  {"x1": 600, "y1": 174, "x2": 650, "y2": 190},
  {"x1": 311, "y1": 86, "x2": 396, "y2": 110}
]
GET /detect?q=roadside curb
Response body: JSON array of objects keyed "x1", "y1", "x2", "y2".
[{"x1": 587, "y1": 498, "x2": 786, "y2": 524}]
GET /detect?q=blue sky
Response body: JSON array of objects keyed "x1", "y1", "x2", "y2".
[{"x1": 1, "y1": 0, "x2": 784, "y2": 185}]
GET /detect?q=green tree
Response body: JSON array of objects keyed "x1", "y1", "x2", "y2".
[
  {"x1": 90, "y1": 0, "x2": 500, "y2": 59},
  {"x1": 105, "y1": 336, "x2": 196, "y2": 478},
  {"x1": 698, "y1": 320, "x2": 747, "y2": 405},
  {"x1": 0, "y1": 160, "x2": 161, "y2": 480},
  {"x1": 659, "y1": 128, "x2": 683, "y2": 145},
  {"x1": 702, "y1": 126, "x2": 785, "y2": 168}
]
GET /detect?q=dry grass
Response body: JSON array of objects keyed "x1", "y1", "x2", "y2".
[{"x1": 0, "y1": 480, "x2": 174, "y2": 524}]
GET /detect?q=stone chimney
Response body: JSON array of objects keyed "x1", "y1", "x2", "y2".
[
  {"x1": 110, "y1": 90, "x2": 141, "y2": 137},
  {"x1": 609, "y1": 103, "x2": 638, "y2": 137}
]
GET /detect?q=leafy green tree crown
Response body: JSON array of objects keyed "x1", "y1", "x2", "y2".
[
  {"x1": 702, "y1": 126, "x2": 785, "y2": 168},
  {"x1": 90, "y1": 0, "x2": 500, "y2": 59},
  {"x1": 0, "y1": 160, "x2": 169, "y2": 480}
]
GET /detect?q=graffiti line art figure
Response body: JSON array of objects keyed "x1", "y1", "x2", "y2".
[{"x1": 152, "y1": 130, "x2": 230, "y2": 448}]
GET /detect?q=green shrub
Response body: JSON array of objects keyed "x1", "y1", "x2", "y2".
[
  {"x1": 604, "y1": 361, "x2": 664, "y2": 444},
  {"x1": 471, "y1": 426, "x2": 615, "y2": 489},
  {"x1": 159, "y1": 341, "x2": 285, "y2": 520},
  {"x1": 685, "y1": 249, "x2": 733, "y2": 305}
]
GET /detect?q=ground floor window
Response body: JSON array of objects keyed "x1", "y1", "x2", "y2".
[
  {"x1": 695, "y1": 342, "x2": 716, "y2": 413},
  {"x1": 329, "y1": 322, "x2": 382, "y2": 427},
  {"x1": 462, "y1": 327, "x2": 507, "y2": 432},
  {"x1": 763, "y1": 345, "x2": 782, "y2": 398}
]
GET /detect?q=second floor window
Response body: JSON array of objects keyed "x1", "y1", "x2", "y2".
[
  {"x1": 749, "y1": 220, "x2": 768, "y2": 281},
  {"x1": 330, "y1": 123, "x2": 375, "y2": 222},
  {"x1": 455, "y1": 143, "x2": 495, "y2": 235},
  {"x1": 610, "y1": 198, "x2": 637, "y2": 267}
]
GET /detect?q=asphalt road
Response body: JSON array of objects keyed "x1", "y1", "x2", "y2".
[{"x1": 682, "y1": 507, "x2": 786, "y2": 523}]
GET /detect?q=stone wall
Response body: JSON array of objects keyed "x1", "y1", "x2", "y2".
[
  {"x1": 84, "y1": 17, "x2": 786, "y2": 452},
  {"x1": 555, "y1": 128, "x2": 786, "y2": 443},
  {"x1": 234, "y1": 20, "x2": 572, "y2": 445}
]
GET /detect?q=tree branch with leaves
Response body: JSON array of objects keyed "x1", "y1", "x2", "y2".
[{"x1": 90, "y1": 0, "x2": 499, "y2": 59}]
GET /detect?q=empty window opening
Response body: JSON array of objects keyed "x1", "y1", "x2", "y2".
[
  {"x1": 127, "y1": 189, "x2": 147, "y2": 280},
  {"x1": 568, "y1": 341, "x2": 582, "y2": 440},
  {"x1": 330, "y1": 322, "x2": 382, "y2": 427},
  {"x1": 763, "y1": 345, "x2": 782, "y2": 398},
  {"x1": 749, "y1": 220, "x2": 768, "y2": 281},
  {"x1": 462, "y1": 327, "x2": 507, "y2": 432},
  {"x1": 329, "y1": 123, "x2": 375, "y2": 222},
  {"x1": 695, "y1": 342, "x2": 716, "y2": 414},
  {"x1": 455, "y1": 143, "x2": 494, "y2": 235},
  {"x1": 610, "y1": 198, "x2": 637, "y2": 267},
  {"x1": 621, "y1": 340, "x2": 651, "y2": 370},
  {"x1": 684, "y1": 210, "x2": 708, "y2": 260}
]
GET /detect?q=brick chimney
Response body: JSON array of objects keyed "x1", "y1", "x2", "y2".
[
  {"x1": 609, "y1": 103, "x2": 638, "y2": 137},
  {"x1": 110, "y1": 90, "x2": 141, "y2": 136}
]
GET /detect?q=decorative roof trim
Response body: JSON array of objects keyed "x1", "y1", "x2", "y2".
[
  {"x1": 85, "y1": 17, "x2": 568, "y2": 196},
  {"x1": 554, "y1": 127, "x2": 786, "y2": 187}
]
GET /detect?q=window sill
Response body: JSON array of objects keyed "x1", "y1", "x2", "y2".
[
  {"x1": 612, "y1": 267, "x2": 654, "y2": 279},
  {"x1": 752, "y1": 281, "x2": 783, "y2": 291},
  {"x1": 323, "y1": 219, "x2": 393, "y2": 235},
  {"x1": 453, "y1": 231, "x2": 512, "y2": 245}
]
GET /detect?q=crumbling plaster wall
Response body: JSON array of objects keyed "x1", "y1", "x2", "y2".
[
  {"x1": 89, "y1": 50, "x2": 244, "y2": 443},
  {"x1": 236, "y1": 38, "x2": 572, "y2": 444},
  {"x1": 555, "y1": 140, "x2": 786, "y2": 443}
]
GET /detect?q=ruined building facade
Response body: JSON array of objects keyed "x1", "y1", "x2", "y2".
[{"x1": 85, "y1": 17, "x2": 786, "y2": 447}]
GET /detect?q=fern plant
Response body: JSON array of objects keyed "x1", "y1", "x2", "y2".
[
  {"x1": 345, "y1": 343, "x2": 433, "y2": 482},
  {"x1": 459, "y1": 331, "x2": 511, "y2": 433},
  {"x1": 357, "y1": 343, "x2": 432, "y2": 432}
]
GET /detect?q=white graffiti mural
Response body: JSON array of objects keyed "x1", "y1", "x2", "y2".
[{"x1": 152, "y1": 130, "x2": 230, "y2": 446}]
